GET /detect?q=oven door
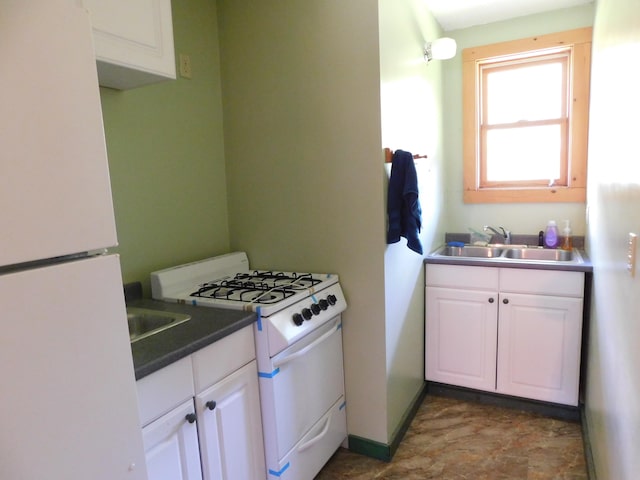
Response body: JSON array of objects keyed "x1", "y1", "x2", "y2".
[{"x1": 269, "y1": 316, "x2": 345, "y2": 461}]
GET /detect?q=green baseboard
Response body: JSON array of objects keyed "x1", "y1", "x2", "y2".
[
  {"x1": 347, "y1": 435, "x2": 392, "y2": 462},
  {"x1": 347, "y1": 382, "x2": 428, "y2": 462}
]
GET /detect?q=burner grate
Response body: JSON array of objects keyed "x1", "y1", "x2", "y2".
[{"x1": 189, "y1": 270, "x2": 320, "y2": 305}]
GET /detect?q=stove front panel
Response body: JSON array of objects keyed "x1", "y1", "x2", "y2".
[{"x1": 264, "y1": 282, "x2": 347, "y2": 356}]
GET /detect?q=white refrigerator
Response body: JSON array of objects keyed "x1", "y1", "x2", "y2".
[{"x1": 0, "y1": 1, "x2": 148, "y2": 479}]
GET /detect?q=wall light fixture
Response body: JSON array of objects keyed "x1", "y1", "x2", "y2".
[{"x1": 424, "y1": 37, "x2": 457, "y2": 63}]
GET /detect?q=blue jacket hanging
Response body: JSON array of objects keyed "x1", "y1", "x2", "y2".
[{"x1": 386, "y1": 150, "x2": 423, "y2": 254}]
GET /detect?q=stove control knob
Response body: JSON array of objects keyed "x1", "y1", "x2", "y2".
[
  {"x1": 327, "y1": 294, "x2": 337, "y2": 306},
  {"x1": 302, "y1": 308, "x2": 313, "y2": 320},
  {"x1": 319, "y1": 299, "x2": 329, "y2": 310},
  {"x1": 311, "y1": 303, "x2": 321, "y2": 315},
  {"x1": 293, "y1": 313, "x2": 304, "y2": 326}
]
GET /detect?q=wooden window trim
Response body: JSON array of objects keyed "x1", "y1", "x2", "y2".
[{"x1": 462, "y1": 27, "x2": 592, "y2": 204}]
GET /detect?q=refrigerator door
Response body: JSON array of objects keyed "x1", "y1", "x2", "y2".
[
  {"x1": 0, "y1": 254, "x2": 147, "y2": 480},
  {"x1": 0, "y1": 0, "x2": 118, "y2": 267}
]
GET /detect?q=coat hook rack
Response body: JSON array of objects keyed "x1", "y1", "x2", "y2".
[{"x1": 383, "y1": 147, "x2": 428, "y2": 163}]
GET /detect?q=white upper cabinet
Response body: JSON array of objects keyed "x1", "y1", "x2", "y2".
[{"x1": 84, "y1": 0, "x2": 176, "y2": 89}]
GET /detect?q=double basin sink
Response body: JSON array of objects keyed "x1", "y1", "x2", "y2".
[
  {"x1": 431, "y1": 244, "x2": 582, "y2": 263},
  {"x1": 127, "y1": 307, "x2": 191, "y2": 343}
]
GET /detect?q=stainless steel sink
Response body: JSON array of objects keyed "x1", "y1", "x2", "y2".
[
  {"x1": 438, "y1": 245, "x2": 504, "y2": 258},
  {"x1": 127, "y1": 307, "x2": 191, "y2": 343},
  {"x1": 503, "y1": 247, "x2": 574, "y2": 261},
  {"x1": 431, "y1": 244, "x2": 582, "y2": 264}
]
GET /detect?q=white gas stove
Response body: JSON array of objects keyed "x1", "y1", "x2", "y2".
[
  {"x1": 150, "y1": 252, "x2": 345, "y2": 355},
  {"x1": 150, "y1": 252, "x2": 348, "y2": 480}
]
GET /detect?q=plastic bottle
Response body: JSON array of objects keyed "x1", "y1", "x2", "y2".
[
  {"x1": 561, "y1": 220, "x2": 573, "y2": 251},
  {"x1": 544, "y1": 220, "x2": 559, "y2": 249}
]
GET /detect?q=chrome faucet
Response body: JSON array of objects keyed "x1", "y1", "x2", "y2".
[{"x1": 483, "y1": 225, "x2": 512, "y2": 245}]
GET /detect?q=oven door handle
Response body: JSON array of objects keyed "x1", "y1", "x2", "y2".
[
  {"x1": 297, "y1": 415, "x2": 331, "y2": 453},
  {"x1": 273, "y1": 319, "x2": 340, "y2": 369}
]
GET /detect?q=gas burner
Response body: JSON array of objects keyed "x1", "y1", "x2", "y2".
[
  {"x1": 189, "y1": 276, "x2": 300, "y2": 305},
  {"x1": 233, "y1": 271, "x2": 322, "y2": 290}
]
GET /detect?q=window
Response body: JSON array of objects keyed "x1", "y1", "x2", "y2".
[{"x1": 463, "y1": 28, "x2": 592, "y2": 203}]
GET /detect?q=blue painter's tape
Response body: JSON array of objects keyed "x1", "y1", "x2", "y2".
[
  {"x1": 311, "y1": 294, "x2": 318, "y2": 303},
  {"x1": 339, "y1": 401, "x2": 347, "y2": 410},
  {"x1": 258, "y1": 368, "x2": 280, "y2": 379},
  {"x1": 268, "y1": 462, "x2": 290, "y2": 477},
  {"x1": 256, "y1": 306, "x2": 263, "y2": 331},
  {"x1": 191, "y1": 299, "x2": 197, "y2": 306}
]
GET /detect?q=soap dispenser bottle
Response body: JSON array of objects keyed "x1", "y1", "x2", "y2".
[
  {"x1": 561, "y1": 220, "x2": 573, "y2": 250},
  {"x1": 544, "y1": 220, "x2": 559, "y2": 249}
]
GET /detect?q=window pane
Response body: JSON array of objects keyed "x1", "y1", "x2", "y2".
[
  {"x1": 485, "y1": 125, "x2": 561, "y2": 182},
  {"x1": 486, "y1": 61, "x2": 564, "y2": 124}
]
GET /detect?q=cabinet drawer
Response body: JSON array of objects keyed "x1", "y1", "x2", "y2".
[
  {"x1": 137, "y1": 356, "x2": 195, "y2": 427},
  {"x1": 499, "y1": 269, "x2": 584, "y2": 297},
  {"x1": 192, "y1": 325, "x2": 256, "y2": 393},
  {"x1": 426, "y1": 264, "x2": 499, "y2": 290}
]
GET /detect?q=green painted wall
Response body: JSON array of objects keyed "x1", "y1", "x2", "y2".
[
  {"x1": 379, "y1": 0, "x2": 446, "y2": 441},
  {"x1": 217, "y1": 0, "x2": 389, "y2": 443},
  {"x1": 100, "y1": 0, "x2": 229, "y2": 294}
]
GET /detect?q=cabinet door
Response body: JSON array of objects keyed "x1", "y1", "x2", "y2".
[
  {"x1": 143, "y1": 400, "x2": 203, "y2": 480},
  {"x1": 496, "y1": 293, "x2": 583, "y2": 406},
  {"x1": 195, "y1": 360, "x2": 266, "y2": 480},
  {"x1": 84, "y1": 0, "x2": 176, "y2": 89},
  {"x1": 426, "y1": 287, "x2": 498, "y2": 391}
]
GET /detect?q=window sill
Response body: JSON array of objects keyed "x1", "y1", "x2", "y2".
[{"x1": 463, "y1": 187, "x2": 585, "y2": 204}]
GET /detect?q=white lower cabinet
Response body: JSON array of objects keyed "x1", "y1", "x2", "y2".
[
  {"x1": 143, "y1": 400, "x2": 202, "y2": 480},
  {"x1": 195, "y1": 360, "x2": 265, "y2": 480},
  {"x1": 425, "y1": 286, "x2": 498, "y2": 391},
  {"x1": 496, "y1": 292, "x2": 583, "y2": 405},
  {"x1": 137, "y1": 325, "x2": 266, "y2": 479},
  {"x1": 425, "y1": 264, "x2": 585, "y2": 406}
]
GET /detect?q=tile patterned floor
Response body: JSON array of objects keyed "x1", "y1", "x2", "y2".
[{"x1": 315, "y1": 395, "x2": 587, "y2": 479}]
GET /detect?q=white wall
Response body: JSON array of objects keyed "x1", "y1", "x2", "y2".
[
  {"x1": 585, "y1": 1, "x2": 640, "y2": 478},
  {"x1": 378, "y1": 0, "x2": 446, "y2": 439},
  {"x1": 441, "y1": 4, "x2": 595, "y2": 237}
]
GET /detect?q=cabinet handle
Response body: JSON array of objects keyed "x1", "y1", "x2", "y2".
[
  {"x1": 185, "y1": 413, "x2": 197, "y2": 424},
  {"x1": 206, "y1": 400, "x2": 217, "y2": 411},
  {"x1": 503, "y1": 298, "x2": 509, "y2": 304},
  {"x1": 488, "y1": 298, "x2": 494, "y2": 303}
]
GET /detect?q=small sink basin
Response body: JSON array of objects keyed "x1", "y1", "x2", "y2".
[
  {"x1": 439, "y1": 245, "x2": 504, "y2": 258},
  {"x1": 504, "y1": 248, "x2": 574, "y2": 261},
  {"x1": 127, "y1": 307, "x2": 191, "y2": 343}
]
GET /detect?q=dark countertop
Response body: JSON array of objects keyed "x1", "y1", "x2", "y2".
[{"x1": 128, "y1": 298, "x2": 256, "y2": 380}]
